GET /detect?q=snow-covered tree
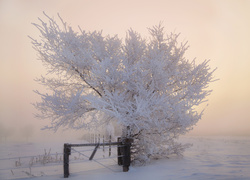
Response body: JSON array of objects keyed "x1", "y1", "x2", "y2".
[{"x1": 30, "y1": 13, "x2": 216, "y2": 164}]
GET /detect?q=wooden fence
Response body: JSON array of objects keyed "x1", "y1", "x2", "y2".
[{"x1": 63, "y1": 137, "x2": 133, "y2": 178}]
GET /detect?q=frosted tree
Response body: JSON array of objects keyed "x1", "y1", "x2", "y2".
[{"x1": 30, "y1": 13, "x2": 216, "y2": 164}]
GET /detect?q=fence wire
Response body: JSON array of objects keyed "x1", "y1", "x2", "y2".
[
  {"x1": 70, "y1": 147, "x2": 121, "y2": 173},
  {"x1": 0, "y1": 135, "x2": 127, "y2": 179}
]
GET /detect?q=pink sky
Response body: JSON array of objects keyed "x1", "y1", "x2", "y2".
[{"x1": 0, "y1": 0, "x2": 250, "y2": 141}]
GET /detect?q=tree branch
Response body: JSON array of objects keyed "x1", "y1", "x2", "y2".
[{"x1": 72, "y1": 66, "x2": 103, "y2": 97}]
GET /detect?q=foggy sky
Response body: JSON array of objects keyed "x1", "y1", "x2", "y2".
[{"x1": 0, "y1": 0, "x2": 250, "y2": 142}]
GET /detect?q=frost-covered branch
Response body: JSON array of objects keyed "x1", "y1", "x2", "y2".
[{"x1": 31, "y1": 13, "x2": 216, "y2": 164}]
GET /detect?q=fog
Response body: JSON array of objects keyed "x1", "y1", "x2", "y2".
[{"x1": 0, "y1": 0, "x2": 250, "y2": 143}]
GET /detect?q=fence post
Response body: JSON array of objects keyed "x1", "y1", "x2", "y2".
[
  {"x1": 109, "y1": 135, "x2": 111, "y2": 157},
  {"x1": 117, "y1": 137, "x2": 122, "y2": 165},
  {"x1": 103, "y1": 135, "x2": 105, "y2": 152},
  {"x1": 122, "y1": 138, "x2": 133, "y2": 172},
  {"x1": 64, "y1": 143, "x2": 71, "y2": 178}
]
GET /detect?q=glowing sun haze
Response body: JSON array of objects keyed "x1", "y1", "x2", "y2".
[{"x1": 0, "y1": 0, "x2": 250, "y2": 141}]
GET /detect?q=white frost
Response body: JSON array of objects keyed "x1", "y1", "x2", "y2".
[{"x1": 31, "y1": 13, "x2": 216, "y2": 164}]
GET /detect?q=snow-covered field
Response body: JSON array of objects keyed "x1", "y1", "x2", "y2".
[{"x1": 1, "y1": 136, "x2": 250, "y2": 180}]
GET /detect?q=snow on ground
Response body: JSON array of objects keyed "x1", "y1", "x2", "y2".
[{"x1": 1, "y1": 136, "x2": 250, "y2": 180}]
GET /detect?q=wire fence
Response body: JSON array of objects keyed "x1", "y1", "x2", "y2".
[
  {"x1": 0, "y1": 135, "x2": 126, "y2": 179},
  {"x1": 63, "y1": 137, "x2": 133, "y2": 178}
]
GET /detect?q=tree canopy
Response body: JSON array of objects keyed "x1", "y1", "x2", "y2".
[{"x1": 31, "y1": 13, "x2": 216, "y2": 164}]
